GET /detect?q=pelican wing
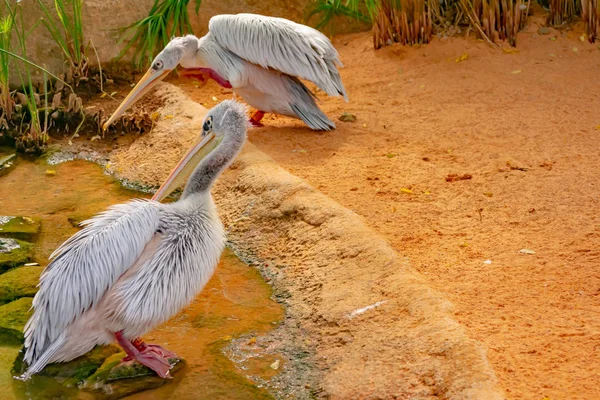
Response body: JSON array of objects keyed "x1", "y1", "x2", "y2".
[
  {"x1": 24, "y1": 199, "x2": 160, "y2": 365},
  {"x1": 208, "y1": 13, "x2": 348, "y2": 100}
]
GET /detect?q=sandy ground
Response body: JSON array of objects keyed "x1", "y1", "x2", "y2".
[{"x1": 172, "y1": 16, "x2": 600, "y2": 400}]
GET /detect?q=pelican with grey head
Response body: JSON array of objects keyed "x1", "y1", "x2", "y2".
[
  {"x1": 103, "y1": 13, "x2": 348, "y2": 131},
  {"x1": 20, "y1": 100, "x2": 248, "y2": 380}
]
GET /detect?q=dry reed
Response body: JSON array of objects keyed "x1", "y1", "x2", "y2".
[
  {"x1": 582, "y1": 0, "x2": 600, "y2": 41},
  {"x1": 459, "y1": 0, "x2": 529, "y2": 46},
  {"x1": 547, "y1": 0, "x2": 579, "y2": 26},
  {"x1": 373, "y1": 0, "x2": 433, "y2": 48}
]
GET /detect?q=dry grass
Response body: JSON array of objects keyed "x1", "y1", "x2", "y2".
[
  {"x1": 373, "y1": 0, "x2": 433, "y2": 48},
  {"x1": 582, "y1": 0, "x2": 600, "y2": 41},
  {"x1": 458, "y1": 0, "x2": 529, "y2": 46},
  {"x1": 547, "y1": 0, "x2": 579, "y2": 26}
]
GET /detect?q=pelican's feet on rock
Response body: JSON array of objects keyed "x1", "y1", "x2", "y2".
[
  {"x1": 129, "y1": 347, "x2": 174, "y2": 379},
  {"x1": 141, "y1": 344, "x2": 178, "y2": 360}
]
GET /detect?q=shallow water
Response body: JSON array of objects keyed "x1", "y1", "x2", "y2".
[{"x1": 0, "y1": 151, "x2": 284, "y2": 399}]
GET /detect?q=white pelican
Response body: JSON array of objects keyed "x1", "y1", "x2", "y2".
[
  {"x1": 20, "y1": 100, "x2": 248, "y2": 379},
  {"x1": 103, "y1": 13, "x2": 348, "y2": 131}
]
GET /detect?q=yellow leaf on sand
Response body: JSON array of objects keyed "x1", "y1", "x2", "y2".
[
  {"x1": 164, "y1": 115, "x2": 174, "y2": 119},
  {"x1": 151, "y1": 112, "x2": 160, "y2": 120},
  {"x1": 247, "y1": 337, "x2": 256, "y2": 345},
  {"x1": 400, "y1": 188, "x2": 413, "y2": 194},
  {"x1": 502, "y1": 47, "x2": 519, "y2": 54},
  {"x1": 455, "y1": 52, "x2": 469, "y2": 62},
  {"x1": 595, "y1": 124, "x2": 600, "y2": 130},
  {"x1": 511, "y1": 70, "x2": 522, "y2": 74},
  {"x1": 212, "y1": 96, "x2": 218, "y2": 101},
  {"x1": 46, "y1": 169, "x2": 56, "y2": 176},
  {"x1": 100, "y1": 92, "x2": 107, "y2": 98},
  {"x1": 572, "y1": 47, "x2": 579, "y2": 53},
  {"x1": 110, "y1": 91, "x2": 117, "y2": 96}
]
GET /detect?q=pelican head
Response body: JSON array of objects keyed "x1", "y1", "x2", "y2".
[
  {"x1": 152, "y1": 100, "x2": 248, "y2": 202},
  {"x1": 103, "y1": 36, "x2": 198, "y2": 130}
]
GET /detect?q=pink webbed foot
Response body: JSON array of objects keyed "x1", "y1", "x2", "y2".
[
  {"x1": 249, "y1": 110, "x2": 265, "y2": 127},
  {"x1": 180, "y1": 67, "x2": 232, "y2": 89},
  {"x1": 140, "y1": 344, "x2": 178, "y2": 359},
  {"x1": 115, "y1": 332, "x2": 176, "y2": 379}
]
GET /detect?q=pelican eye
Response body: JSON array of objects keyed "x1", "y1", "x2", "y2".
[
  {"x1": 202, "y1": 116, "x2": 213, "y2": 135},
  {"x1": 152, "y1": 60, "x2": 164, "y2": 71}
]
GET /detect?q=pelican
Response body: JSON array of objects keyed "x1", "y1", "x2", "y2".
[
  {"x1": 103, "y1": 13, "x2": 348, "y2": 131},
  {"x1": 20, "y1": 100, "x2": 248, "y2": 380}
]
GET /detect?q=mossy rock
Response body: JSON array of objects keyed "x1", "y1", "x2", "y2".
[
  {"x1": 0, "y1": 238, "x2": 35, "y2": 273},
  {"x1": 0, "y1": 297, "x2": 33, "y2": 346},
  {"x1": 83, "y1": 352, "x2": 185, "y2": 399},
  {"x1": 0, "y1": 216, "x2": 41, "y2": 241},
  {"x1": 12, "y1": 345, "x2": 121, "y2": 385},
  {"x1": 0, "y1": 266, "x2": 42, "y2": 304},
  {"x1": 12, "y1": 343, "x2": 184, "y2": 399}
]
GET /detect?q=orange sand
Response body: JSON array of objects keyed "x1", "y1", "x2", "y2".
[{"x1": 177, "y1": 16, "x2": 600, "y2": 400}]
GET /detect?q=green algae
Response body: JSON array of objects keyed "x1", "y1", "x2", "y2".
[
  {"x1": 0, "y1": 217, "x2": 41, "y2": 242},
  {"x1": 83, "y1": 352, "x2": 185, "y2": 399},
  {"x1": 0, "y1": 266, "x2": 43, "y2": 304},
  {"x1": 0, "y1": 298, "x2": 32, "y2": 346},
  {"x1": 0, "y1": 240, "x2": 34, "y2": 273}
]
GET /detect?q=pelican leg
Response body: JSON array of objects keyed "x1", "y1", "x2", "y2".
[
  {"x1": 249, "y1": 110, "x2": 265, "y2": 127},
  {"x1": 115, "y1": 331, "x2": 173, "y2": 379},
  {"x1": 180, "y1": 67, "x2": 232, "y2": 89},
  {"x1": 130, "y1": 337, "x2": 178, "y2": 359}
]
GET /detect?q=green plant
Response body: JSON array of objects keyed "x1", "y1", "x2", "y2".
[
  {"x1": 0, "y1": 0, "x2": 81, "y2": 152},
  {"x1": 36, "y1": 0, "x2": 87, "y2": 85},
  {"x1": 305, "y1": 0, "x2": 373, "y2": 30},
  {"x1": 115, "y1": 0, "x2": 202, "y2": 71},
  {"x1": 0, "y1": 14, "x2": 14, "y2": 127}
]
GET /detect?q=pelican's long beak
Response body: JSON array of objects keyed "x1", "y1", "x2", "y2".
[
  {"x1": 152, "y1": 131, "x2": 221, "y2": 202},
  {"x1": 103, "y1": 68, "x2": 172, "y2": 131}
]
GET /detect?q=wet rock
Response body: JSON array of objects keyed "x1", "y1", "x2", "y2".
[
  {"x1": 0, "y1": 297, "x2": 33, "y2": 345},
  {"x1": 0, "y1": 153, "x2": 15, "y2": 171},
  {"x1": 12, "y1": 344, "x2": 184, "y2": 399},
  {"x1": 0, "y1": 238, "x2": 34, "y2": 273},
  {"x1": 0, "y1": 266, "x2": 43, "y2": 304},
  {"x1": 338, "y1": 112, "x2": 357, "y2": 122},
  {"x1": 0, "y1": 216, "x2": 41, "y2": 241},
  {"x1": 83, "y1": 352, "x2": 184, "y2": 399},
  {"x1": 538, "y1": 26, "x2": 551, "y2": 35},
  {"x1": 12, "y1": 345, "x2": 121, "y2": 391}
]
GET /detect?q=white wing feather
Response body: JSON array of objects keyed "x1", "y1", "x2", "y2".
[
  {"x1": 23, "y1": 199, "x2": 160, "y2": 365},
  {"x1": 208, "y1": 13, "x2": 348, "y2": 100}
]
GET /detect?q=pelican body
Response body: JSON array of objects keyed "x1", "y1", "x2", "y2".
[
  {"x1": 104, "y1": 13, "x2": 348, "y2": 131},
  {"x1": 21, "y1": 100, "x2": 248, "y2": 379}
]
